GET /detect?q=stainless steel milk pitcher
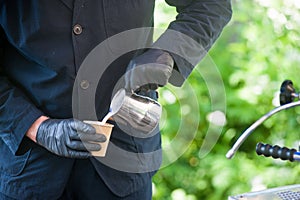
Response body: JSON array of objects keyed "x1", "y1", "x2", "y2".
[{"x1": 108, "y1": 89, "x2": 162, "y2": 136}]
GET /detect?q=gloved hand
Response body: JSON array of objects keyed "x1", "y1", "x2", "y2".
[
  {"x1": 125, "y1": 49, "x2": 174, "y2": 92},
  {"x1": 36, "y1": 119, "x2": 106, "y2": 158}
]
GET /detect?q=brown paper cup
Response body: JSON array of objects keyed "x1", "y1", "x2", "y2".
[{"x1": 83, "y1": 120, "x2": 114, "y2": 157}]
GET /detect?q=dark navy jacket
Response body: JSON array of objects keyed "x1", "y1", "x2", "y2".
[{"x1": 0, "y1": 0, "x2": 231, "y2": 199}]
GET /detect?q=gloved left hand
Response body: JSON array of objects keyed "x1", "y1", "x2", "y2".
[
  {"x1": 125, "y1": 49, "x2": 174, "y2": 92},
  {"x1": 36, "y1": 119, "x2": 106, "y2": 158}
]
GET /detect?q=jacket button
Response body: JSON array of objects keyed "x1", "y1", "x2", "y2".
[
  {"x1": 73, "y1": 24, "x2": 83, "y2": 35},
  {"x1": 80, "y1": 80, "x2": 89, "y2": 89}
]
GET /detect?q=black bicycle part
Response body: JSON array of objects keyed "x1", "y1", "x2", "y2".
[
  {"x1": 280, "y1": 80, "x2": 295, "y2": 105},
  {"x1": 256, "y1": 142, "x2": 297, "y2": 162}
]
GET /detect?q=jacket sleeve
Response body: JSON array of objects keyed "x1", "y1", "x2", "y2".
[
  {"x1": 0, "y1": 27, "x2": 43, "y2": 155},
  {"x1": 154, "y1": 0, "x2": 232, "y2": 86}
]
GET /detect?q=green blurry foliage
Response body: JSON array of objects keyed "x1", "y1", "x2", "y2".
[{"x1": 153, "y1": 0, "x2": 300, "y2": 199}]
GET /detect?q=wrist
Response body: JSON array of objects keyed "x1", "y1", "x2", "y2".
[{"x1": 26, "y1": 116, "x2": 49, "y2": 143}]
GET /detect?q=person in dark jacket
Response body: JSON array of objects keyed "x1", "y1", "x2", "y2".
[{"x1": 0, "y1": 0, "x2": 232, "y2": 199}]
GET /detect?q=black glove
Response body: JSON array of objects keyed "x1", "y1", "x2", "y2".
[
  {"x1": 125, "y1": 49, "x2": 174, "y2": 92},
  {"x1": 36, "y1": 119, "x2": 106, "y2": 158}
]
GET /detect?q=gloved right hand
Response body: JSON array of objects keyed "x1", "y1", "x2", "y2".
[
  {"x1": 36, "y1": 119, "x2": 106, "y2": 158},
  {"x1": 125, "y1": 49, "x2": 174, "y2": 93}
]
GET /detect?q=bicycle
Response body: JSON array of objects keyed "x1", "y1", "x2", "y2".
[{"x1": 227, "y1": 80, "x2": 300, "y2": 200}]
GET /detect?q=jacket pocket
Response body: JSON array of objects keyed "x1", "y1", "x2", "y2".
[{"x1": 0, "y1": 139, "x2": 31, "y2": 176}]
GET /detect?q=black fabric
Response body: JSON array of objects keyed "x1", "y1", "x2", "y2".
[{"x1": 59, "y1": 159, "x2": 152, "y2": 200}]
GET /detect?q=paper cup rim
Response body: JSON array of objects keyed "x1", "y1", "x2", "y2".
[{"x1": 83, "y1": 120, "x2": 114, "y2": 127}]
